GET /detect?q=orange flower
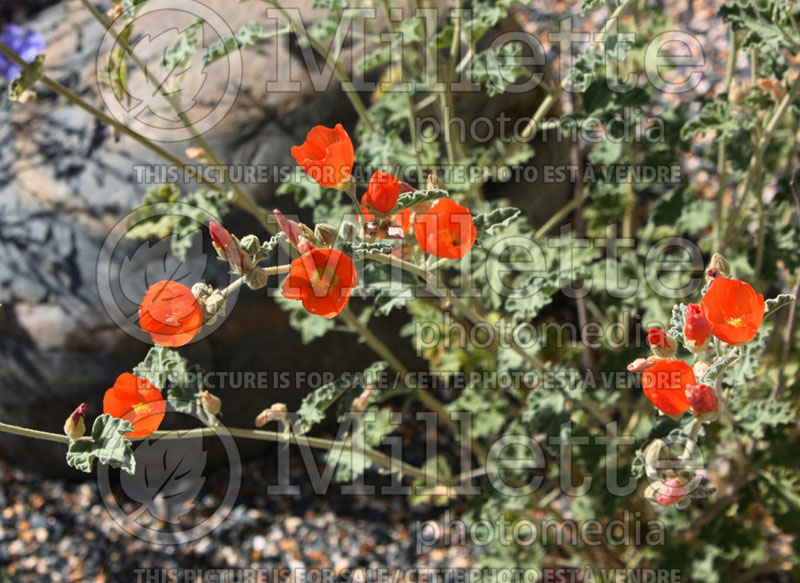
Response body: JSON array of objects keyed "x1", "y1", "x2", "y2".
[
  {"x1": 291, "y1": 124, "x2": 354, "y2": 189},
  {"x1": 701, "y1": 277, "x2": 764, "y2": 345},
  {"x1": 103, "y1": 373, "x2": 166, "y2": 438},
  {"x1": 139, "y1": 281, "x2": 203, "y2": 347},
  {"x1": 414, "y1": 198, "x2": 476, "y2": 259},
  {"x1": 641, "y1": 359, "x2": 695, "y2": 416},
  {"x1": 281, "y1": 248, "x2": 357, "y2": 318},
  {"x1": 364, "y1": 171, "x2": 400, "y2": 214}
]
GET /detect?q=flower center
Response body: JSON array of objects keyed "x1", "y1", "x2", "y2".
[
  {"x1": 310, "y1": 268, "x2": 338, "y2": 290},
  {"x1": 133, "y1": 402, "x2": 152, "y2": 415},
  {"x1": 727, "y1": 316, "x2": 744, "y2": 328}
]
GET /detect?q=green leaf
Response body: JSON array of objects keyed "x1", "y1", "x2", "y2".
[
  {"x1": 126, "y1": 186, "x2": 229, "y2": 261},
  {"x1": 765, "y1": 293, "x2": 796, "y2": 318},
  {"x1": 277, "y1": 167, "x2": 326, "y2": 208},
  {"x1": 681, "y1": 101, "x2": 756, "y2": 140},
  {"x1": 133, "y1": 347, "x2": 214, "y2": 425},
  {"x1": 126, "y1": 185, "x2": 182, "y2": 240},
  {"x1": 276, "y1": 296, "x2": 337, "y2": 343},
  {"x1": 394, "y1": 189, "x2": 448, "y2": 212},
  {"x1": 296, "y1": 371, "x2": 369, "y2": 432},
  {"x1": 720, "y1": 0, "x2": 800, "y2": 52},
  {"x1": 701, "y1": 348, "x2": 741, "y2": 384},
  {"x1": 349, "y1": 241, "x2": 395, "y2": 257},
  {"x1": 8, "y1": 53, "x2": 44, "y2": 101},
  {"x1": 161, "y1": 20, "x2": 203, "y2": 71},
  {"x1": 581, "y1": 0, "x2": 606, "y2": 15},
  {"x1": 203, "y1": 22, "x2": 269, "y2": 67},
  {"x1": 732, "y1": 398, "x2": 794, "y2": 439},
  {"x1": 469, "y1": 42, "x2": 528, "y2": 97},
  {"x1": 67, "y1": 414, "x2": 136, "y2": 475},
  {"x1": 667, "y1": 303, "x2": 688, "y2": 344},
  {"x1": 473, "y1": 207, "x2": 521, "y2": 236},
  {"x1": 170, "y1": 190, "x2": 230, "y2": 261},
  {"x1": 254, "y1": 232, "x2": 286, "y2": 262}
]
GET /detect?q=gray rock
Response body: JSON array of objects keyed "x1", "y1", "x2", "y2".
[{"x1": 0, "y1": 0, "x2": 570, "y2": 475}]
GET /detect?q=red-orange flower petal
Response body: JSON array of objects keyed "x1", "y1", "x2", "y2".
[
  {"x1": 684, "y1": 303, "x2": 711, "y2": 346},
  {"x1": 700, "y1": 277, "x2": 765, "y2": 345},
  {"x1": 364, "y1": 170, "x2": 400, "y2": 214},
  {"x1": 139, "y1": 281, "x2": 203, "y2": 347},
  {"x1": 281, "y1": 248, "x2": 357, "y2": 318},
  {"x1": 413, "y1": 198, "x2": 476, "y2": 259},
  {"x1": 641, "y1": 359, "x2": 695, "y2": 416},
  {"x1": 103, "y1": 373, "x2": 166, "y2": 438},
  {"x1": 291, "y1": 124, "x2": 354, "y2": 189}
]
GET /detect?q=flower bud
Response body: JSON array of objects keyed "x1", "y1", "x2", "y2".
[
  {"x1": 655, "y1": 477, "x2": 685, "y2": 506},
  {"x1": 14, "y1": 89, "x2": 37, "y2": 104},
  {"x1": 758, "y1": 77, "x2": 787, "y2": 101},
  {"x1": 64, "y1": 403, "x2": 87, "y2": 440},
  {"x1": 255, "y1": 403, "x2": 287, "y2": 427},
  {"x1": 647, "y1": 328, "x2": 677, "y2": 358},
  {"x1": 239, "y1": 234, "x2": 260, "y2": 256},
  {"x1": 728, "y1": 81, "x2": 747, "y2": 104},
  {"x1": 209, "y1": 222, "x2": 252, "y2": 274},
  {"x1": 627, "y1": 356, "x2": 659, "y2": 373},
  {"x1": 192, "y1": 282, "x2": 213, "y2": 301},
  {"x1": 245, "y1": 268, "x2": 268, "y2": 290},
  {"x1": 693, "y1": 360, "x2": 711, "y2": 379},
  {"x1": 685, "y1": 383, "x2": 718, "y2": 415},
  {"x1": 274, "y1": 209, "x2": 304, "y2": 246},
  {"x1": 426, "y1": 173, "x2": 447, "y2": 191},
  {"x1": 706, "y1": 253, "x2": 730, "y2": 281},
  {"x1": 200, "y1": 290, "x2": 227, "y2": 325},
  {"x1": 684, "y1": 303, "x2": 711, "y2": 353},
  {"x1": 201, "y1": 391, "x2": 222, "y2": 415},
  {"x1": 351, "y1": 388, "x2": 372, "y2": 413},
  {"x1": 185, "y1": 147, "x2": 209, "y2": 163},
  {"x1": 106, "y1": 4, "x2": 124, "y2": 20},
  {"x1": 314, "y1": 223, "x2": 339, "y2": 247}
]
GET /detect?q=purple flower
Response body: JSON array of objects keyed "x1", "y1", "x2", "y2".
[{"x1": 0, "y1": 24, "x2": 46, "y2": 80}]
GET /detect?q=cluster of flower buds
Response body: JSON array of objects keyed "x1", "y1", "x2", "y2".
[
  {"x1": 255, "y1": 403, "x2": 288, "y2": 427},
  {"x1": 192, "y1": 282, "x2": 227, "y2": 325}
]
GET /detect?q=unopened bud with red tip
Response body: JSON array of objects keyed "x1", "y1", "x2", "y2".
[
  {"x1": 655, "y1": 477, "x2": 685, "y2": 506},
  {"x1": 684, "y1": 303, "x2": 711, "y2": 353},
  {"x1": 64, "y1": 403, "x2": 87, "y2": 440},
  {"x1": 685, "y1": 383, "x2": 718, "y2": 419},
  {"x1": 706, "y1": 253, "x2": 730, "y2": 281},
  {"x1": 255, "y1": 403, "x2": 288, "y2": 427},
  {"x1": 209, "y1": 222, "x2": 252, "y2": 275},
  {"x1": 352, "y1": 388, "x2": 372, "y2": 412},
  {"x1": 426, "y1": 173, "x2": 447, "y2": 192},
  {"x1": 201, "y1": 391, "x2": 222, "y2": 415},
  {"x1": 648, "y1": 328, "x2": 677, "y2": 358}
]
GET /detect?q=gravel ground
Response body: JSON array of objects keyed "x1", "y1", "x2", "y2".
[{"x1": 0, "y1": 442, "x2": 475, "y2": 582}]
